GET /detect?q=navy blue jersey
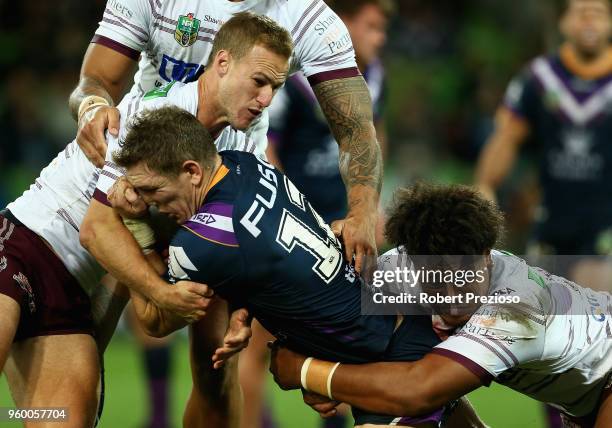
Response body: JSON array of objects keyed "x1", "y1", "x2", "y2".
[
  {"x1": 168, "y1": 151, "x2": 397, "y2": 363},
  {"x1": 268, "y1": 61, "x2": 386, "y2": 223},
  {"x1": 504, "y1": 52, "x2": 612, "y2": 245}
]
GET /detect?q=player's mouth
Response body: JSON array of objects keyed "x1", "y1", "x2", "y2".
[{"x1": 248, "y1": 108, "x2": 262, "y2": 118}]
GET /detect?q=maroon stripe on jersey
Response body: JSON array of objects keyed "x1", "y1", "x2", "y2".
[
  {"x1": 93, "y1": 189, "x2": 111, "y2": 207},
  {"x1": 105, "y1": 8, "x2": 148, "y2": 38},
  {"x1": 197, "y1": 35, "x2": 214, "y2": 43},
  {"x1": 432, "y1": 348, "x2": 494, "y2": 386},
  {"x1": 307, "y1": 67, "x2": 361, "y2": 86},
  {"x1": 101, "y1": 17, "x2": 147, "y2": 44},
  {"x1": 487, "y1": 337, "x2": 520, "y2": 366},
  {"x1": 291, "y1": 0, "x2": 320, "y2": 36},
  {"x1": 153, "y1": 22, "x2": 174, "y2": 36},
  {"x1": 294, "y1": 3, "x2": 327, "y2": 46},
  {"x1": 56, "y1": 209, "x2": 79, "y2": 232},
  {"x1": 104, "y1": 161, "x2": 125, "y2": 175},
  {"x1": 455, "y1": 332, "x2": 514, "y2": 369},
  {"x1": 100, "y1": 169, "x2": 120, "y2": 182},
  {"x1": 91, "y1": 35, "x2": 140, "y2": 61}
]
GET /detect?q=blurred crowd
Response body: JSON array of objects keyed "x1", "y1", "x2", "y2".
[{"x1": 0, "y1": 0, "x2": 566, "y2": 251}]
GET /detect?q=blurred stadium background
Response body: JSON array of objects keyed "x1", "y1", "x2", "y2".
[{"x1": 0, "y1": 0, "x2": 572, "y2": 427}]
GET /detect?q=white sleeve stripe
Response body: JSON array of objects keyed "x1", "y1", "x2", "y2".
[
  {"x1": 455, "y1": 332, "x2": 513, "y2": 370},
  {"x1": 104, "y1": 8, "x2": 148, "y2": 38},
  {"x1": 294, "y1": 3, "x2": 328, "y2": 46},
  {"x1": 101, "y1": 18, "x2": 147, "y2": 44},
  {"x1": 291, "y1": 0, "x2": 321, "y2": 36}
]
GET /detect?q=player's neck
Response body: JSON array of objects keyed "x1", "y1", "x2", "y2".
[
  {"x1": 560, "y1": 42, "x2": 612, "y2": 79},
  {"x1": 195, "y1": 155, "x2": 224, "y2": 209},
  {"x1": 197, "y1": 73, "x2": 230, "y2": 138}
]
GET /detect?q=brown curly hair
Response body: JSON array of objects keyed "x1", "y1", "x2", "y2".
[{"x1": 385, "y1": 182, "x2": 505, "y2": 255}]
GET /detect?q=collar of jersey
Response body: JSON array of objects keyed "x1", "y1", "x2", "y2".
[
  {"x1": 204, "y1": 163, "x2": 230, "y2": 195},
  {"x1": 560, "y1": 43, "x2": 612, "y2": 80}
]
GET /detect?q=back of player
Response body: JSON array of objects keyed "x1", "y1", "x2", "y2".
[{"x1": 170, "y1": 150, "x2": 396, "y2": 363}]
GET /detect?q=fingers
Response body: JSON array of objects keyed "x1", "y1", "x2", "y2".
[
  {"x1": 330, "y1": 219, "x2": 344, "y2": 238},
  {"x1": 108, "y1": 106, "x2": 121, "y2": 136},
  {"x1": 109, "y1": 177, "x2": 148, "y2": 218},
  {"x1": 302, "y1": 391, "x2": 340, "y2": 418}
]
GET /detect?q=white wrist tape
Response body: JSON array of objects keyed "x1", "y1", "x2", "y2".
[
  {"x1": 326, "y1": 362, "x2": 341, "y2": 400},
  {"x1": 300, "y1": 357, "x2": 313, "y2": 390},
  {"x1": 122, "y1": 218, "x2": 155, "y2": 253},
  {"x1": 78, "y1": 95, "x2": 110, "y2": 122}
]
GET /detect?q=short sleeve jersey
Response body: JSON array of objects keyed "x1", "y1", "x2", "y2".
[
  {"x1": 502, "y1": 53, "x2": 612, "y2": 232},
  {"x1": 93, "y1": 0, "x2": 360, "y2": 153},
  {"x1": 433, "y1": 251, "x2": 612, "y2": 417}
]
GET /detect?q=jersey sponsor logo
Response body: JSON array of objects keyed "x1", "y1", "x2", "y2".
[
  {"x1": 314, "y1": 14, "x2": 338, "y2": 35},
  {"x1": 175, "y1": 13, "x2": 201, "y2": 47},
  {"x1": 12, "y1": 272, "x2": 36, "y2": 313},
  {"x1": 159, "y1": 54, "x2": 204, "y2": 83},
  {"x1": 168, "y1": 245, "x2": 198, "y2": 282},
  {"x1": 192, "y1": 213, "x2": 216, "y2": 225},
  {"x1": 586, "y1": 294, "x2": 607, "y2": 322},
  {"x1": 0, "y1": 256, "x2": 6, "y2": 272},
  {"x1": 107, "y1": 0, "x2": 133, "y2": 19},
  {"x1": 548, "y1": 128, "x2": 603, "y2": 181},
  {"x1": 143, "y1": 80, "x2": 177, "y2": 100}
]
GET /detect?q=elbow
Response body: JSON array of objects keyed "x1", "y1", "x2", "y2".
[
  {"x1": 394, "y1": 387, "x2": 441, "y2": 417},
  {"x1": 79, "y1": 220, "x2": 97, "y2": 251}
]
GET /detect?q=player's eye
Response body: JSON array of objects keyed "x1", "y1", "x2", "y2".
[{"x1": 253, "y1": 77, "x2": 266, "y2": 87}]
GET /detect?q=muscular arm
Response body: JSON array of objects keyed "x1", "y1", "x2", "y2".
[
  {"x1": 130, "y1": 252, "x2": 188, "y2": 337},
  {"x1": 328, "y1": 354, "x2": 483, "y2": 416},
  {"x1": 313, "y1": 75, "x2": 382, "y2": 199},
  {"x1": 68, "y1": 43, "x2": 136, "y2": 119},
  {"x1": 80, "y1": 199, "x2": 169, "y2": 301},
  {"x1": 474, "y1": 107, "x2": 530, "y2": 201},
  {"x1": 312, "y1": 76, "x2": 382, "y2": 266}
]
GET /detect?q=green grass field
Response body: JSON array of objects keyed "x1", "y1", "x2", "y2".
[{"x1": 0, "y1": 332, "x2": 545, "y2": 427}]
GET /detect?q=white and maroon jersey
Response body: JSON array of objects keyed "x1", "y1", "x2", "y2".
[
  {"x1": 94, "y1": 0, "x2": 359, "y2": 153},
  {"x1": 7, "y1": 80, "x2": 249, "y2": 294},
  {"x1": 433, "y1": 250, "x2": 612, "y2": 417}
]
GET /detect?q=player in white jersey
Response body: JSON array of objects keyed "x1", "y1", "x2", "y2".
[
  {"x1": 70, "y1": 0, "x2": 381, "y2": 273},
  {"x1": 268, "y1": 184, "x2": 612, "y2": 428},
  {"x1": 0, "y1": 13, "x2": 291, "y2": 428}
]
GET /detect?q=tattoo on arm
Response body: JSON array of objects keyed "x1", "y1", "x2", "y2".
[
  {"x1": 68, "y1": 76, "x2": 115, "y2": 120},
  {"x1": 313, "y1": 76, "x2": 382, "y2": 194}
]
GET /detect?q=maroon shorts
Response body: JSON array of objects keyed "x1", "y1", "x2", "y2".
[{"x1": 0, "y1": 211, "x2": 93, "y2": 342}]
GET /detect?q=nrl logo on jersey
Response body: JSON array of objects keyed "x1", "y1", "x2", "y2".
[{"x1": 175, "y1": 13, "x2": 201, "y2": 47}]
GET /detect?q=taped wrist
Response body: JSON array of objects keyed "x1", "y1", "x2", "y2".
[
  {"x1": 78, "y1": 95, "x2": 110, "y2": 122},
  {"x1": 300, "y1": 357, "x2": 341, "y2": 399},
  {"x1": 122, "y1": 217, "x2": 155, "y2": 254}
]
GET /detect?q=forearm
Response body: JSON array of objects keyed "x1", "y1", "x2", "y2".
[
  {"x1": 328, "y1": 362, "x2": 436, "y2": 416},
  {"x1": 130, "y1": 252, "x2": 188, "y2": 337},
  {"x1": 474, "y1": 135, "x2": 519, "y2": 193},
  {"x1": 313, "y1": 76, "x2": 382, "y2": 212},
  {"x1": 80, "y1": 205, "x2": 167, "y2": 303},
  {"x1": 69, "y1": 76, "x2": 115, "y2": 120}
]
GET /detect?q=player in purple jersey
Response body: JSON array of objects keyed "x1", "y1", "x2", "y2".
[
  {"x1": 475, "y1": 3, "x2": 612, "y2": 424},
  {"x1": 243, "y1": 2, "x2": 392, "y2": 427}
]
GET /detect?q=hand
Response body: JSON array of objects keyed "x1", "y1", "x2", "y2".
[
  {"x1": 77, "y1": 105, "x2": 120, "y2": 168},
  {"x1": 212, "y1": 308, "x2": 253, "y2": 369},
  {"x1": 267, "y1": 341, "x2": 306, "y2": 390},
  {"x1": 156, "y1": 280, "x2": 214, "y2": 323},
  {"x1": 331, "y1": 208, "x2": 377, "y2": 273},
  {"x1": 302, "y1": 390, "x2": 341, "y2": 419},
  {"x1": 108, "y1": 176, "x2": 148, "y2": 218}
]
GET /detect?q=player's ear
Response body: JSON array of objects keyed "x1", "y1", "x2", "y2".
[
  {"x1": 215, "y1": 50, "x2": 231, "y2": 76},
  {"x1": 182, "y1": 160, "x2": 204, "y2": 186}
]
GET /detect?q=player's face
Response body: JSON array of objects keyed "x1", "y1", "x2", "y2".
[
  {"x1": 344, "y1": 4, "x2": 388, "y2": 67},
  {"x1": 562, "y1": 0, "x2": 612, "y2": 57},
  {"x1": 420, "y1": 255, "x2": 492, "y2": 328},
  {"x1": 126, "y1": 162, "x2": 199, "y2": 224},
  {"x1": 219, "y1": 45, "x2": 289, "y2": 130}
]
